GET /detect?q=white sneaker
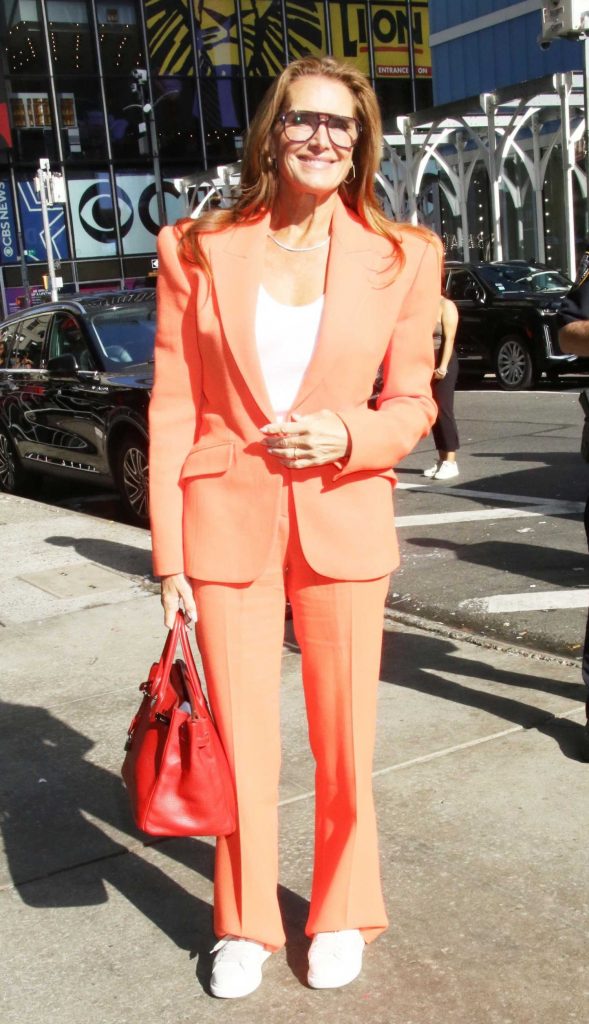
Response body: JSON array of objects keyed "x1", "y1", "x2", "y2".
[
  {"x1": 432, "y1": 460, "x2": 459, "y2": 480},
  {"x1": 307, "y1": 929, "x2": 365, "y2": 989},
  {"x1": 423, "y1": 461, "x2": 442, "y2": 478},
  {"x1": 210, "y1": 936, "x2": 272, "y2": 998}
]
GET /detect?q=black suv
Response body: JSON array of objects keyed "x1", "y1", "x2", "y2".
[
  {"x1": 444, "y1": 261, "x2": 577, "y2": 390},
  {"x1": 0, "y1": 291, "x2": 155, "y2": 523}
]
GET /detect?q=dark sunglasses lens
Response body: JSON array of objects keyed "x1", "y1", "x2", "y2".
[
  {"x1": 282, "y1": 112, "x2": 358, "y2": 148},
  {"x1": 327, "y1": 117, "x2": 358, "y2": 148},
  {"x1": 283, "y1": 112, "x2": 317, "y2": 139}
]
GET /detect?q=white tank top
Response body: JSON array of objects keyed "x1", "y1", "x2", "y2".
[{"x1": 255, "y1": 285, "x2": 324, "y2": 420}]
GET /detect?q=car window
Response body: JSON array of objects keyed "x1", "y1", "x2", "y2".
[
  {"x1": 0, "y1": 324, "x2": 14, "y2": 368},
  {"x1": 10, "y1": 314, "x2": 51, "y2": 369},
  {"x1": 48, "y1": 313, "x2": 96, "y2": 370},
  {"x1": 476, "y1": 263, "x2": 571, "y2": 294},
  {"x1": 90, "y1": 303, "x2": 156, "y2": 369},
  {"x1": 447, "y1": 271, "x2": 481, "y2": 301}
]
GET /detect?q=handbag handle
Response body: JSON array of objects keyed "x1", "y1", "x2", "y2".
[{"x1": 149, "y1": 612, "x2": 208, "y2": 719}]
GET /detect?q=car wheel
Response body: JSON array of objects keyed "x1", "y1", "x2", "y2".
[
  {"x1": 494, "y1": 336, "x2": 536, "y2": 391},
  {"x1": 0, "y1": 427, "x2": 28, "y2": 494},
  {"x1": 115, "y1": 432, "x2": 149, "y2": 525}
]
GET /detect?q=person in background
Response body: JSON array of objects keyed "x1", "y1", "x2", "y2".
[
  {"x1": 423, "y1": 292, "x2": 461, "y2": 481},
  {"x1": 559, "y1": 258, "x2": 589, "y2": 749},
  {"x1": 149, "y1": 56, "x2": 441, "y2": 1000}
]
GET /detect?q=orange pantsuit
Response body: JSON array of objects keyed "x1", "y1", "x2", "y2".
[{"x1": 149, "y1": 198, "x2": 441, "y2": 950}]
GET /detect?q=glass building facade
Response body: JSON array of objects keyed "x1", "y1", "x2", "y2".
[{"x1": 0, "y1": 0, "x2": 432, "y2": 312}]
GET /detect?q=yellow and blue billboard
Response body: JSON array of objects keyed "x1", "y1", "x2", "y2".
[{"x1": 146, "y1": 1, "x2": 431, "y2": 79}]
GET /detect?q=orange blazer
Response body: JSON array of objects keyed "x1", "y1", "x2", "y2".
[{"x1": 149, "y1": 198, "x2": 440, "y2": 582}]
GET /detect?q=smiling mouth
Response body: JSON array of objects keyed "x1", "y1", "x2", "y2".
[{"x1": 298, "y1": 157, "x2": 335, "y2": 167}]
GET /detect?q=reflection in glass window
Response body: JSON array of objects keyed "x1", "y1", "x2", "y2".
[
  {"x1": 103, "y1": 76, "x2": 141, "y2": 157},
  {"x1": 54, "y1": 77, "x2": 106, "y2": 160},
  {"x1": 1, "y1": 0, "x2": 47, "y2": 75},
  {"x1": 91, "y1": 302, "x2": 156, "y2": 369},
  {"x1": 154, "y1": 77, "x2": 201, "y2": 160},
  {"x1": 46, "y1": 0, "x2": 96, "y2": 74},
  {"x1": 0, "y1": 325, "x2": 14, "y2": 368},
  {"x1": 10, "y1": 314, "x2": 51, "y2": 369},
  {"x1": 48, "y1": 313, "x2": 95, "y2": 368},
  {"x1": 97, "y1": 0, "x2": 144, "y2": 74},
  {"x1": 447, "y1": 272, "x2": 479, "y2": 302},
  {"x1": 8, "y1": 81, "x2": 58, "y2": 162}
]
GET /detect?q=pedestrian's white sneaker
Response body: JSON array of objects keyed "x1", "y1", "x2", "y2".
[
  {"x1": 423, "y1": 461, "x2": 442, "y2": 478},
  {"x1": 210, "y1": 937, "x2": 271, "y2": 998},
  {"x1": 307, "y1": 929, "x2": 365, "y2": 989},
  {"x1": 433, "y1": 460, "x2": 459, "y2": 480}
]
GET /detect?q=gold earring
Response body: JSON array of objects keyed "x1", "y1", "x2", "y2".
[{"x1": 343, "y1": 163, "x2": 356, "y2": 184}]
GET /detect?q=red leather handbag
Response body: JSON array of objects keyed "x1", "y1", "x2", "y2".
[{"x1": 122, "y1": 612, "x2": 236, "y2": 837}]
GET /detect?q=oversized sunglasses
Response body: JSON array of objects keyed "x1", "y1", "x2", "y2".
[{"x1": 277, "y1": 110, "x2": 362, "y2": 150}]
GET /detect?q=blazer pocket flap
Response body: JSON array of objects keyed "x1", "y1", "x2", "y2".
[{"x1": 180, "y1": 441, "x2": 235, "y2": 481}]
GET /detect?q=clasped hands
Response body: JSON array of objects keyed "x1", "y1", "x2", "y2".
[{"x1": 260, "y1": 409, "x2": 350, "y2": 468}]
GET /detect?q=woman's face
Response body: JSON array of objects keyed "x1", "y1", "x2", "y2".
[{"x1": 273, "y1": 76, "x2": 357, "y2": 201}]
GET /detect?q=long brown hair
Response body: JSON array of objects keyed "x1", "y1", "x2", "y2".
[{"x1": 178, "y1": 56, "x2": 437, "y2": 276}]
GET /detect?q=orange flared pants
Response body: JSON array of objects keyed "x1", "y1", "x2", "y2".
[{"x1": 193, "y1": 479, "x2": 390, "y2": 950}]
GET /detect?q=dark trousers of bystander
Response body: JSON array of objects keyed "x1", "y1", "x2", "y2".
[{"x1": 432, "y1": 350, "x2": 460, "y2": 453}]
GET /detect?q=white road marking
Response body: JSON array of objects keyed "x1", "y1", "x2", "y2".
[
  {"x1": 397, "y1": 481, "x2": 585, "y2": 509},
  {"x1": 395, "y1": 502, "x2": 582, "y2": 528},
  {"x1": 460, "y1": 590, "x2": 589, "y2": 613}
]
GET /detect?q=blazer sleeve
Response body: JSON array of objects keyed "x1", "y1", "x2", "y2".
[
  {"x1": 149, "y1": 226, "x2": 203, "y2": 577},
  {"x1": 335, "y1": 238, "x2": 440, "y2": 478}
]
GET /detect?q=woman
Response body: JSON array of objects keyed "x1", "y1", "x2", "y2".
[
  {"x1": 423, "y1": 293, "x2": 460, "y2": 480},
  {"x1": 149, "y1": 56, "x2": 441, "y2": 999}
]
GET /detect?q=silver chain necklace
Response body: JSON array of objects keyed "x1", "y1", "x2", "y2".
[{"x1": 268, "y1": 233, "x2": 330, "y2": 253}]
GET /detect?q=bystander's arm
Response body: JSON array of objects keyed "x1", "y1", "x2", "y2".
[
  {"x1": 559, "y1": 320, "x2": 589, "y2": 357},
  {"x1": 435, "y1": 296, "x2": 459, "y2": 378}
]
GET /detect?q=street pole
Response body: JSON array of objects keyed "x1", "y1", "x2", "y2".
[
  {"x1": 35, "y1": 158, "x2": 58, "y2": 302},
  {"x1": 146, "y1": 105, "x2": 166, "y2": 228},
  {"x1": 405, "y1": 0, "x2": 417, "y2": 112}
]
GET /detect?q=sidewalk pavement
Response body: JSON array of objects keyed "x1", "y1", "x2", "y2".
[{"x1": 1, "y1": 491, "x2": 588, "y2": 1024}]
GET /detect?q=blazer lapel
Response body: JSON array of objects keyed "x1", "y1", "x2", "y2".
[
  {"x1": 292, "y1": 198, "x2": 379, "y2": 412},
  {"x1": 209, "y1": 213, "x2": 275, "y2": 421}
]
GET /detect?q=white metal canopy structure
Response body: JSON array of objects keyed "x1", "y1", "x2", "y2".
[{"x1": 379, "y1": 71, "x2": 587, "y2": 278}]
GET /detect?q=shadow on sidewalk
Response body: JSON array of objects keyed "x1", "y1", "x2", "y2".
[
  {"x1": 46, "y1": 535, "x2": 152, "y2": 578},
  {"x1": 0, "y1": 699, "x2": 310, "y2": 975},
  {"x1": 407, "y1": 536, "x2": 589, "y2": 590},
  {"x1": 379, "y1": 630, "x2": 589, "y2": 763},
  {"x1": 0, "y1": 699, "x2": 215, "y2": 951}
]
